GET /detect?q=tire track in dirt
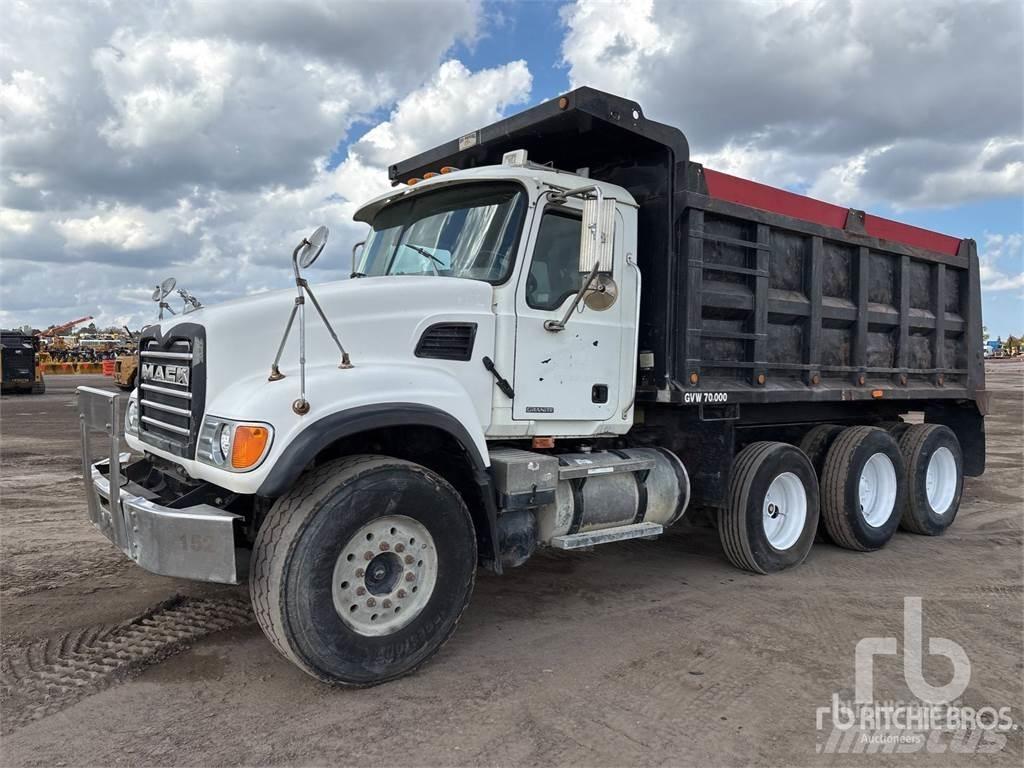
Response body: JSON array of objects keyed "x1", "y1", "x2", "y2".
[{"x1": 0, "y1": 595, "x2": 253, "y2": 733}]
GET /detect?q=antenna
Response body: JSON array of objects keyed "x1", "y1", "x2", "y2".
[{"x1": 153, "y1": 277, "x2": 177, "y2": 319}]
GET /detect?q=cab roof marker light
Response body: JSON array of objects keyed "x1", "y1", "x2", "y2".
[
  {"x1": 406, "y1": 178, "x2": 422, "y2": 185},
  {"x1": 423, "y1": 172, "x2": 438, "y2": 179},
  {"x1": 439, "y1": 166, "x2": 458, "y2": 174},
  {"x1": 502, "y1": 149, "x2": 528, "y2": 167}
]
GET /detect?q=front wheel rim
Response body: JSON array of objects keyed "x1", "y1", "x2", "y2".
[
  {"x1": 332, "y1": 515, "x2": 438, "y2": 637},
  {"x1": 925, "y1": 447, "x2": 957, "y2": 515},
  {"x1": 858, "y1": 452, "x2": 897, "y2": 527},
  {"x1": 762, "y1": 472, "x2": 807, "y2": 550}
]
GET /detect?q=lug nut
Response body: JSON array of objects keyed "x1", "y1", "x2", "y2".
[
  {"x1": 355, "y1": 568, "x2": 365, "y2": 578},
  {"x1": 395, "y1": 543, "x2": 405, "y2": 553},
  {"x1": 405, "y1": 572, "x2": 416, "y2": 582},
  {"x1": 397, "y1": 589, "x2": 407, "y2": 599},
  {"x1": 356, "y1": 586, "x2": 366, "y2": 596},
  {"x1": 382, "y1": 599, "x2": 392, "y2": 609},
  {"x1": 366, "y1": 598, "x2": 376, "y2": 607},
  {"x1": 364, "y1": 551, "x2": 374, "y2": 561},
  {"x1": 379, "y1": 542, "x2": 390, "y2": 551},
  {"x1": 404, "y1": 555, "x2": 414, "y2": 565}
]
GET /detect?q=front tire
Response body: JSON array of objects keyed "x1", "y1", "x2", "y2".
[
  {"x1": 250, "y1": 455, "x2": 477, "y2": 686},
  {"x1": 821, "y1": 427, "x2": 904, "y2": 551},
  {"x1": 897, "y1": 424, "x2": 963, "y2": 535},
  {"x1": 719, "y1": 441, "x2": 819, "y2": 574}
]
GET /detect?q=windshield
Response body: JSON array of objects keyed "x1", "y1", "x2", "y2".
[{"x1": 356, "y1": 182, "x2": 527, "y2": 283}]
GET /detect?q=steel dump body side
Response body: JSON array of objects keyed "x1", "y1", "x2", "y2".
[
  {"x1": 675, "y1": 181, "x2": 984, "y2": 407},
  {"x1": 392, "y1": 87, "x2": 987, "y2": 495}
]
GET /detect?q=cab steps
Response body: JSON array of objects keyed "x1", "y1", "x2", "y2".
[{"x1": 551, "y1": 521, "x2": 663, "y2": 550}]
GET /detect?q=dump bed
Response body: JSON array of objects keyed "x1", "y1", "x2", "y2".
[{"x1": 393, "y1": 87, "x2": 986, "y2": 415}]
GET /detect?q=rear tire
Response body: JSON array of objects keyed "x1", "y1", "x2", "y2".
[
  {"x1": 799, "y1": 424, "x2": 845, "y2": 477},
  {"x1": 877, "y1": 420, "x2": 911, "y2": 440},
  {"x1": 798, "y1": 424, "x2": 845, "y2": 543},
  {"x1": 719, "y1": 441, "x2": 819, "y2": 574},
  {"x1": 821, "y1": 427, "x2": 904, "y2": 551},
  {"x1": 897, "y1": 424, "x2": 963, "y2": 535},
  {"x1": 250, "y1": 455, "x2": 477, "y2": 686}
]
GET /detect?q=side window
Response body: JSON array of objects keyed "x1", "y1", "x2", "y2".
[{"x1": 526, "y1": 210, "x2": 582, "y2": 310}]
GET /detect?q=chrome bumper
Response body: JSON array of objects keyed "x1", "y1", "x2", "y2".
[{"x1": 78, "y1": 386, "x2": 242, "y2": 585}]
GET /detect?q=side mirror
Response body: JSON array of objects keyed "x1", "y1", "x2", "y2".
[
  {"x1": 297, "y1": 225, "x2": 329, "y2": 269},
  {"x1": 579, "y1": 194, "x2": 616, "y2": 274},
  {"x1": 350, "y1": 240, "x2": 366, "y2": 277}
]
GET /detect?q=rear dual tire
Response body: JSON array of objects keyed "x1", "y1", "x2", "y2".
[
  {"x1": 821, "y1": 426, "x2": 904, "y2": 551},
  {"x1": 897, "y1": 424, "x2": 963, "y2": 535}
]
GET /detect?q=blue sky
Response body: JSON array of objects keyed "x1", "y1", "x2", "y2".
[{"x1": 1, "y1": 0, "x2": 1021, "y2": 337}]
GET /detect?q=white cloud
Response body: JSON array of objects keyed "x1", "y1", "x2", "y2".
[
  {"x1": 0, "y1": 207, "x2": 37, "y2": 236},
  {"x1": 356, "y1": 59, "x2": 532, "y2": 168},
  {"x1": 980, "y1": 233, "x2": 1024, "y2": 292},
  {"x1": 95, "y1": 33, "x2": 235, "y2": 150},
  {"x1": 0, "y1": 0, "x2": 535, "y2": 330},
  {"x1": 561, "y1": 0, "x2": 1023, "y2": 209},
  {"x1": 55, "y1": 205, "x2": 174, "y2": 251}
]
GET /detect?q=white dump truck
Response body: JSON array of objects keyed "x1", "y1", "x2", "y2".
[{"x1": 79, "y1": 88, "x2": 986, "y2": 686}]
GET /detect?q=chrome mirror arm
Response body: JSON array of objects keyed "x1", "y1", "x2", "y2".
[
  {"x1": 544, "y1": 261, "x2": 601, "y2": 332},
  {"x1": 269, "y1": 235, "x2": 354, "y2": 414}
]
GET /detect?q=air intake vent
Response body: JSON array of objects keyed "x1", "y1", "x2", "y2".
[{"x1": 415, "y1": 323, "x2": 477, "y2": 361}]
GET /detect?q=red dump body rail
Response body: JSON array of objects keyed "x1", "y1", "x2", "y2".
[{"x1": 703, "y1": 169, "x2": 961, "y2": 256}]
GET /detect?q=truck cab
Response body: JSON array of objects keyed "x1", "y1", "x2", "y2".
[
  {"x1": 352, "y1": 159, "x2": 640, "y2": 436},
  {"x1": 78, "y1": 87, "x2": 984, "y2": 687}
]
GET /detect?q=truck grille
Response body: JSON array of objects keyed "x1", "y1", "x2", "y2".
[{"x1": 137, "y1": 325, "x2": 205, "y2": 458}]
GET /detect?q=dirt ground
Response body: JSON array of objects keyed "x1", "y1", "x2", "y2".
[{"x1": 1, "y1": 367, "x2": 1021, "y2": 766}]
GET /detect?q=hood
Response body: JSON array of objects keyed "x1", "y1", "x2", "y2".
[{"x1": 150, "y1": 275, "x2": 496, "y2": 402}]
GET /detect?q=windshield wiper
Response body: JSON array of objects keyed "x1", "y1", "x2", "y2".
[{"x1": 402, "y1": 243, "x2": 445, "y2": 269}]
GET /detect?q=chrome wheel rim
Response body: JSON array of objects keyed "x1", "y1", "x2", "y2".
[
  {"x1": 332, "y1": 515, "x2": 437, "y2": 637},
  {"x1": 926, "y1": 447, "x2": 957, "y2": 515},
  {"x1": 858, "y1": 452, "x2": 897, "y2": 527},
  {"x1": 762, "y1": 472, "x2": 807, "y2": 550}
]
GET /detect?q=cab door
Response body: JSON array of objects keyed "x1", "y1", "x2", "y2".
[{"x1": 512, "y1": 199, "x2": 625, "y2": 422}]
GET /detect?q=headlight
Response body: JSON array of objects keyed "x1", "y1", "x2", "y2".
[
  {"x1": 198, "y1": 417, "x2": 273, "y2": 472},
  {"x1": 125, "y1": 398, "x2": 139, "y2": 436},
  {"x1": 217, "y1": 424, "x2": 233, "y2": 464}
]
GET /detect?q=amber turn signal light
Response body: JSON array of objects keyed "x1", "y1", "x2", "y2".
[{"x1": 232, "y1": 425, "x2": 270, "y2": 469}]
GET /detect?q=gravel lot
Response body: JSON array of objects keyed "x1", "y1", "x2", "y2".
[{"x1": 1, "y1": 366, "x2": 1021, "y2": 766}]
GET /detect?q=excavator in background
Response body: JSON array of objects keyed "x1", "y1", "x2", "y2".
[{"x1": 36, "y1": 315, "x2": 94, "y2": 363}]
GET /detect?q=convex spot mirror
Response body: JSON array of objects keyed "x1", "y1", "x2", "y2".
[
  {"x1": 578, "y1": 197, "x2": 615, "y2": 274},
  {"x1": 152, "y1": 277, "x2": 176, "y2": 301},
  {"x1": 297, "y1": 225, "x2": 329, "y2": 269}
]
